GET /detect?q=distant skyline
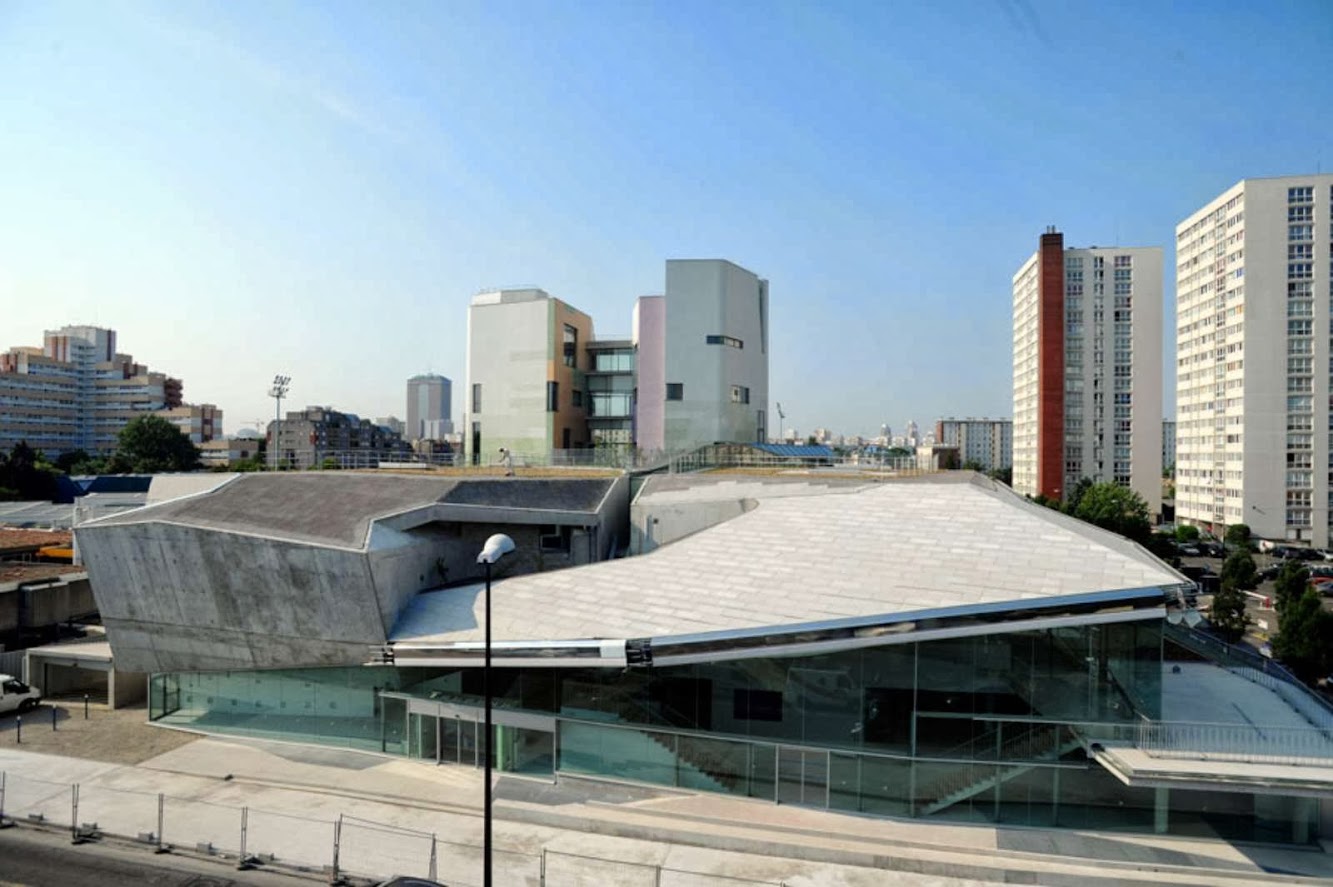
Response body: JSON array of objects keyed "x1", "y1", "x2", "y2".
[{"x1": 3, "y1": 1, "x2": 1331, "y2": 437}]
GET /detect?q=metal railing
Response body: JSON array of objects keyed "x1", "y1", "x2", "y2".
[
  {"x1": 0, "y1": 769, "x2": 788, "y2": 886},
  {"x1": 1165, "y1": 622, "x2": 1333, "y2": 728},
  {"x1": 1135, "y1": 721, "x2": 1333, "y2": 767},
  {"x1": 668, "y1": 450, "x2": 938, "y2": 475}
]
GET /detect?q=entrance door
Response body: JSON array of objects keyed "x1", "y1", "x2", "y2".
[
  {"x1": 776, "y1": 746, "x2": 830, "y2": 808},
  {"x1": 441, "y1": 715, "x2": 478, "y2": 766}
]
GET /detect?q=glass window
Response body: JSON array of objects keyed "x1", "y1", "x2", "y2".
[
  {"x1": 546, "y1": 381, "x2": 559, "y2": 412},
  {"x1": 471, "y1": 383, "x2": 481, "y2": 413},
  {"x1": 666, "y1": 383, "x2": 683, "y2": 401},
  {"x1": 562, "y1": 324, "x2": 578, "y2": 367}
]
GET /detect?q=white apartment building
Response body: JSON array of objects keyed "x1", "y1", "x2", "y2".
[
  {"x1": 935, "y1": 417, "x2": 1013, "y2": 471},
  {"x1": 1012, "y1": 229, "x2": 1163, "y2": 514},
  {"x1": 1175, "y1": 175, "x2": 1333, "y2": 545},
  {"x1": 1162, "y1": 419, "x2": 1176, "y2": 473},
  {"x1": 664, "y1": 260, "x2": 769, "y2": 451}
]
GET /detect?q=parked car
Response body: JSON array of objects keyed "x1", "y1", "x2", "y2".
[
  {"x1": 1201, "y1": 542, "x2": 1225, "y2": 558},
  {"x1": 1178, "y1": 544, "x2": 1202, "y2": 556},
  {"x1": 0, "y1": 675, "x2": 41, "y2": 714}
]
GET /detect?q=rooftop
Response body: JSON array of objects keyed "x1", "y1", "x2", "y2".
[
  {"x1": 0, "y1": 562, "x2": 85, "y2": 586},
  {"x1": 391, "y1": 474, "x2": 1186, "y2": 660},
  {"x1": 0, "y1": 528, "x2": 72, "y2": 553},
  {"x1": 85, "y1": 472, "x2": 620, "y2": 549}
]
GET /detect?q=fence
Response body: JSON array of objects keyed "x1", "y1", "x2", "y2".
[{"x1": 0, "y1": 770, "x2": 788, "y2": 886}]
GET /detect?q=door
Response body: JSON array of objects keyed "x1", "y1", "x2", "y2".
[{"x1": 776, "y1": 746, "x2": 830, "y2": 808}]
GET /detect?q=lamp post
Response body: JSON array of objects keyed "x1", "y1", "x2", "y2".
[
  {"x1": 475, "y1": 533, "x2": 514, "y2": 887},
  {"x1": 268, "y1": 375, "x2": 291, "y2": 471}
]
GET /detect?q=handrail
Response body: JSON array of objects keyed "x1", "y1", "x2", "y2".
[{"x1": 1165, "y1": 622, "x2": 1333, "y2": 726}]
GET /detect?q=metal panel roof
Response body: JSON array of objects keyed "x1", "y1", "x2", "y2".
[{"x1": 390, "y1": 474, "x2": 1186, "y2": 656}]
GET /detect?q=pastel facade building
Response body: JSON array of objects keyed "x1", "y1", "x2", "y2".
[{"x1": 0, "y1": 325, "x2": 214, "y2": 456}]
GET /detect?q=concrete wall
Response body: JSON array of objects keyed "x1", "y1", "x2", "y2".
[
  {"x1": 465, "y1": 290, "x2": 556, "y2": 462},
  {"x1": 633, "y1": 296, "x2": 666, "y2": 453},
  {"x1": 630, "y1": 497, "x2": 751, "y2": 554},
  {"x1": 78, "y1": 522, "x2": 395, "y2": 673},
  {"x1": 0, "y1": 575, "x2": 97, "y2": 637},
  {"x1": 664, "y1": 260, "x2": 769, "y2": 451}
]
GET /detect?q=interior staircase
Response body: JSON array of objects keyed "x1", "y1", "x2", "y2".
[{"x1": 914, "y1": 725, "x2": 1082, "y2": 817}]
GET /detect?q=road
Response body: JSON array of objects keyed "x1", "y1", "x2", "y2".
[{"x1": 0, "y1": 826, "x2": 320, "y2": 887}]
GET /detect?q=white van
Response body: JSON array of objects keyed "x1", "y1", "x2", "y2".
[{"x1": 0, "y1": 674, "x2": 41, "y2": 714}]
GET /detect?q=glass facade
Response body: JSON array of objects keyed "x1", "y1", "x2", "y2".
[{"x1": 148, "y1": 620, "x2": 1319, "y2": 844}]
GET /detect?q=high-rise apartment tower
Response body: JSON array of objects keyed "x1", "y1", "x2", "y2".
[
  {"x1": 1175, "y1": 175, "x2": 1333, "y2": 545},
  {"x1": 1013, "y1": 229, "x2": 1163, "y2": 513}
]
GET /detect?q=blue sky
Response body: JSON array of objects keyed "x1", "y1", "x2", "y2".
[{"x1": 2, "y1": 1, "x2": 1330, "y2": 437}]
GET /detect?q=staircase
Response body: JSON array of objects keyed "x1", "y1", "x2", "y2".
[{"x1": 915, "y1": 725, "x2": 1081, "y2": 817}]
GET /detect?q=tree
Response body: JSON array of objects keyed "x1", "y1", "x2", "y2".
[
  {"x1": 1174, "y1": 525, "x2": 1200, "y2": 543},
  {"x1": 1272, "y1": 588, "x2": 1333, "y2": 683},
  {"x1": 1224, "y1": 523, "x2": 1251, "y2": 549},
  {"x1": 1071, "y1": 482, "x2": 1152, "y2": 544},
  {"x1": 961, "y1": 459, "x2": 985, "y2": 472},
  {"x1": 987, "y1": 467, "x2": 1013, "y2": 486},
  {"x1": 0, "y1": 442, "x2": 60, "y2": 501},
  {"x1": 1209, "y1": 583, "x2": 1251, "y2": 644},
  {"x1": 1273, "y1": 560, "x2": 1310, "y2": 617},
  {"x1": 1064, "y1": 477, "x2": 1095, "y2": 515},
  {"x1": 1220, "y1": 549, "x2": 1258, "y2": 592},
  {"x1": 1145, "y1": 533, "x2": 1182, "y2": 567},
  {"x1": 111, "y1": 415, "x2": 201, "y2": 473}
]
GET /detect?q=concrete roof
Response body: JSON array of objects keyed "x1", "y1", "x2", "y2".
[
  {"x1": 86, "y1": 473, "x2": 620, "y2": 550},
  {"x1": 22, "y1": 641, "x2": 113, "y2": 662},
  {"x1": 391, "y1": 474, "x2": 1187, "y2": 650}
]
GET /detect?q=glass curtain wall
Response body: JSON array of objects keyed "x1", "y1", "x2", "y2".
[{"x1": 148, "y1": 620, "x2": 1319, "y2": 843}]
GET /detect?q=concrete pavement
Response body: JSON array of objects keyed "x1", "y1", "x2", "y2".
[{"x1": 1, "y1": 735, "x2": 1331, "y2": 886}]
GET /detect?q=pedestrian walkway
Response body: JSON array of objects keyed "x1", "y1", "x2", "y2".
[{"x1": 1, "y1": 736, "x2": 1330, "y2": 886}]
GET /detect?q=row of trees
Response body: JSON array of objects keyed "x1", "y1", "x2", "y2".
[{"x1": 0, "y1": 416, "x2": 202, "y2": 501}]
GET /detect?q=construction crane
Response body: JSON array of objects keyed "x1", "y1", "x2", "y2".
[{"x1": 775, "y1": 402, "x2": 787, "y2": 442}]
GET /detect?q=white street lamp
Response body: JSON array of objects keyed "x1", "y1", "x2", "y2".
[{"x1": 475, "y1": 532, "x2": 514, "y2": 887}]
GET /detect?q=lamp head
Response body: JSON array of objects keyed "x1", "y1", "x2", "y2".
[{"x1": 477, "y1": 533, "x2": 515, "y2": 565}]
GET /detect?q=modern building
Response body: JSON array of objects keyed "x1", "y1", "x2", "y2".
[
  {"x1": 904, "y1": 420, "x2": 920, "y2": 448},
  {"x1": 269, "y1": 406, "x2": 412, "y2": 470},
  {"x1": 1175, "y1": 175, "x2": 1333, "y2": 545},
  {"x1": 632, "y1": 296, "x2": 666, "y2": 455},
  {"x1": 462, "y1": 262, "x2": 768, "y2": 464},
  {"x1": 1013, "y1": 229, "x2": 1163, "y2": 514},
  {"x1": 935, "y1": 418, "x2": 1013, "y2": 471},
  {"x1": 0, "y1": 325, "x2": 214, "y2": 456},
  {"x1": 75, "y1": 472, "x2": 1333, "y2": 844},
  {"x1": 663, "y1": 260, "x2": 769, "y2": 452},
  {"x1": 464, "y1": 289, "x2": 594, "y2": 464},
  {"x1": 584, "y1": 338, "x2": 636, "y2": 453},
  {"x1": 405, "y1": 374, "x2": 452, "y2": 443},
  {"x1": 157, "y1": 403, "x2": 223, "y2": 445},
  {"x1": 1162, "y1": 419, "x2": 1176, "y2": 474},
  {"x1": 377, "y1": 416, "x2": 407, "y2": 437},
  {"x1": 198, "y1": 437, "x2": 263, "y2": 468}
]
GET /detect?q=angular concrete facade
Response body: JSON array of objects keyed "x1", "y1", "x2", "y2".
[{"x1": 76, "y1": 473, "x2": 627, "y2": 674}]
